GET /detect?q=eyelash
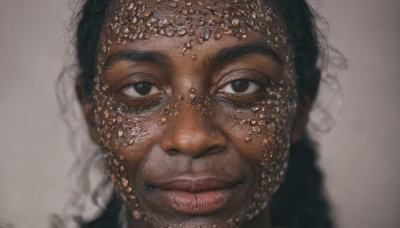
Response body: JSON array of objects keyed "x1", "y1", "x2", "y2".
[
  {"x1": 216, "y1": 70, "x2": 271, "y2": 106},
  {"x1": 221, "y1": 79, "x2": 262, "y2": 95},
  {"x1": 120, "y1": 82, "x2": 160, "y2": 98},
  {"x1": 112, "y1": 74, "x2": 165, "y2": 112}
]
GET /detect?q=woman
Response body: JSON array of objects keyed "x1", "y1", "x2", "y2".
[{"x1": 55, "y1": 0, "x2": 334, "y2": 227}]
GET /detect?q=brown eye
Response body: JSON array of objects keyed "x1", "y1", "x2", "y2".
[
  {"x1": 134, "y1": 82, "x2": 152, "y2": 95},
  {"x1": 231, "y1": 80, "x2": 249, "y2": 93},
  {"x1": 222, "y1": 79, "x2": 260, "y2": 95},
  {"x1": 122, "y1": 82, "x2": 160, "y2": 98}
]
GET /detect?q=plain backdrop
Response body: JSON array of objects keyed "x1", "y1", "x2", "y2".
[{"x1": 1, "y1": 0, "x2": 399, "y2": 227}]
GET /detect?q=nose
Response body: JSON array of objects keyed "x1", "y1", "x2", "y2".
[{"x1": 160, "y1": 103, "x2": 226, "y2": 158}]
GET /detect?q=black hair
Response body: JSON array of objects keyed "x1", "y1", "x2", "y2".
[
  {"x1": 72, "y1": 0, "x2": 334, "y2": 227},
  {"x1": 76, "y1": 0, "x2": 111, "y2": 97}
]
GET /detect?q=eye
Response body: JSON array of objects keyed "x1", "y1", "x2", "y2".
[
  {"x1": 121, "y1": 82, "x2": 160, "y2": 98},
  {"x1": 222, "y1": 79, "x2": 261, "y2": 95}
]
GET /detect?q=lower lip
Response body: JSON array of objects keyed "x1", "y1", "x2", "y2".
[{"x1": 160, "y1": 189, "x2": 232, "y2": 215}]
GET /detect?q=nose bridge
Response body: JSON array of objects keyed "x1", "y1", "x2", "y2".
[{"x1": 160, "y1": 101, "x2": 225, "y2": 157}]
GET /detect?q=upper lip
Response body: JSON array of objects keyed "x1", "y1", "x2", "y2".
[{"x1": 149, "y1": 174, "x2": 241, "y2": 193}]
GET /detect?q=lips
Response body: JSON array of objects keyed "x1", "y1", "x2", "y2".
[{"x1": 147, "y1": 175, "x2": 241, "y2": 215}]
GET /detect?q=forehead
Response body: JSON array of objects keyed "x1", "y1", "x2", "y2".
[{"x1": 103, "y1": 0, "x2": 288, "y2": 51}]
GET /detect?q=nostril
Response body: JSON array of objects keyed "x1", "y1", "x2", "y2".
[
  {"x1": 166, "y1": 148, "x2": 180, "y2": 156},
  {"x1": 207, "y1": 146, "x2": 222, "y2": 155}
]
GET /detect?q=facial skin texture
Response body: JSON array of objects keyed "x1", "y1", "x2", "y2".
[{"x1": 87, "y1": 0, "x2": 298, "y2": 227}]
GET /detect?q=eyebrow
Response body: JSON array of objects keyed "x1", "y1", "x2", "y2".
[
  {"x1": 103, "y1": 43, "x2": 281, "y2": 70},
  {"x1": 203, "y1": 43, "x2": 282, "y2": 68},
  {"x1": 104, "y1": 49, "x2": 171, "y2": 69}
]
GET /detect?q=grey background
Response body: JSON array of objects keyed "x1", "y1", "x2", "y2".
[{"x1": 0, "y1": 0, "x2": 399, "y2": 227}]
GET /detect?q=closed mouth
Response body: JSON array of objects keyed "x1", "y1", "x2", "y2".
[{"x1": 146, "y1": 175, "x2": 243, "y2": 215}]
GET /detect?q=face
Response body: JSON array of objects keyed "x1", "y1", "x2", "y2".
[{"x1": 88, "y1": 0, "x2": 298, "y2": 227}]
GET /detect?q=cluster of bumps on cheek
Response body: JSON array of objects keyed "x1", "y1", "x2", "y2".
[
  {"x1": 101, "y1": 0, "x2": 288, "y2": 56},
  {"x1": 91, "y1": 82, "x2": 148, "y2": 221},
  {"x1": 224, "y1": 67, "x2": 297, "y2": 223}
]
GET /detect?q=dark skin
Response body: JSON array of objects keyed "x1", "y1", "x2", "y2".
[{"x1": 78, "y1": 3, "x2": 313, "y2": 228}]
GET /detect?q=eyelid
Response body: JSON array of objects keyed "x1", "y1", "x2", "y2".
[
  {"x1": 112, "y1": 76, "x2": 167, "y2": 112},
  {"x1": 213, "y1": 68, "x2": 271, "y2": 93},
  {"x1": 121, "y1": 83, "x2": 160, "y2": 98},
  {"x1": 112, "y1": 72, "x2": 166, "y2": 104},
  {"x1": 103, "y1": 60, "x2": 170, "y2": 91},
  {"x1": 113, "y1": 72, "x2": 159, "y2": 92},
  {"x1": 221, "y1": 80, "x2": 261, "y2": 95}
]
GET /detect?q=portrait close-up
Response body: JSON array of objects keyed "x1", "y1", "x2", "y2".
[{"x1": 0, "y1": 0, "x2": 399, "y2": 228}]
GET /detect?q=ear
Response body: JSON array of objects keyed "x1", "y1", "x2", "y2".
[
  {"x1": 290, "y1": 94, "x2": 314, "y2": 144},
  {"x1": 76, "y1": 77, "x2": 101, "y2": 145}
]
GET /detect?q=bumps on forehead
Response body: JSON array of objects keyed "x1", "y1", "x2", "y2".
[{"x1": 103, "y1": 0, "x2": 288, "y2": 51}]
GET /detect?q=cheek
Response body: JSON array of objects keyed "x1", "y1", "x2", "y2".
[
  {"x1": 92, "y1": 87, "x2": 168, "y2": 210},
  {"x1": 214, "y1": 99, "x2": 292, "y2": 161},
  {"x1": 216, "y1": 108, "x2": 291, "y2": 189},
  {"x1": 211, "y1": 85, "x2": 294, "y2": 216},
  {"x1": 99, "y1": 111, "x2": 166, "y2": 171},
  {"x1": 219, "y1": 121, "x2": 265, "y2": 163}
]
